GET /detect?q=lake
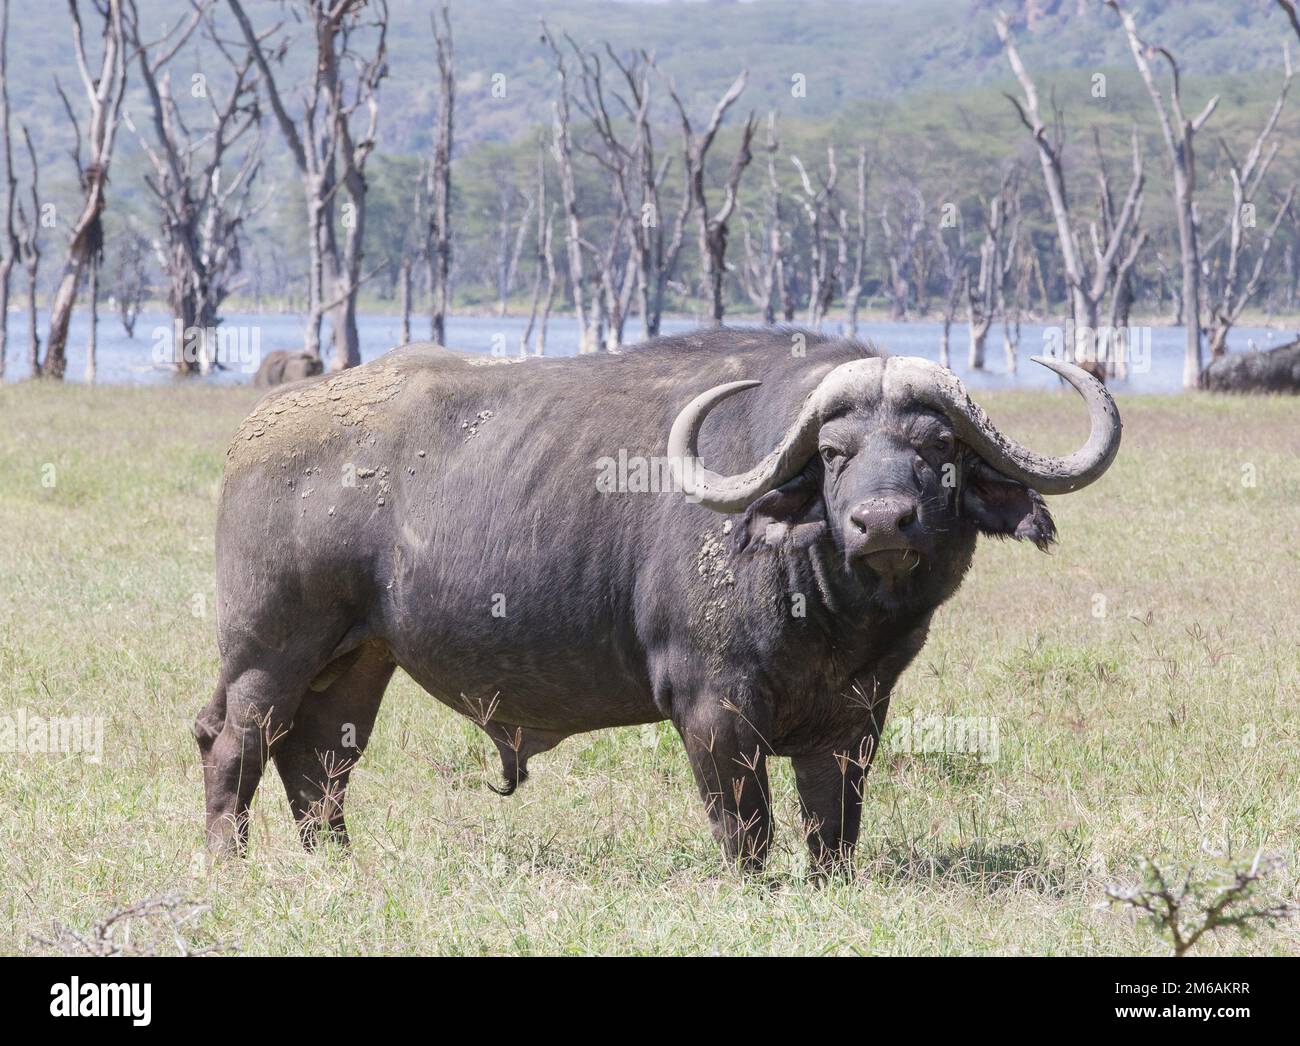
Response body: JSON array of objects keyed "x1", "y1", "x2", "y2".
[{"x1": 2, "y1": 309, "x2": 1295, "y2": 394}]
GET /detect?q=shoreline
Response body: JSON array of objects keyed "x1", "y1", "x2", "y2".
[{"x1": 69, "y1": 299, "x2": 1300, "y2": 334}]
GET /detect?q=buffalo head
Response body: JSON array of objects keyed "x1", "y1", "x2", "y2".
[{"x1": 668, "y1": 355, "x2": 1121, "y2": 604}]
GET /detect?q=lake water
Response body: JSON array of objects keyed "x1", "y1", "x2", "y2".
[{"x1": 2, "y1": 308, "x2": 1295, "y2": 394}]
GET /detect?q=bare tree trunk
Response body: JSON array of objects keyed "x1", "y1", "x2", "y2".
[
  {"x1": 398, "y1": 256, "x2": 412, "y2": 345},
  {"x1": 521, "y1": 142, "x2": 547, "y2": 355},
  {"x1": 966, "y1": 198, "x2": 1000, "y2": 370},
  {"x1": 758, "y1": 114, "x2": 784, "y2": 326},
  {"x1": 498, "y1": 183, "x2": 532, "y2": 318},
  {"x1": 662, "y1": 69, "x2": 754, "y2": 326},
  {"x1": 85, "y1": 253, "x2": 98, "y2": 382},
  {"x1": 841, "y1": 144, "x2": 869, "y2": 337},
  {"x1": 1106, "y1": 1, "x2": 1217, "y2": 388},
  {"x1": 16, "y1": 123, "x2": 38, "y2": 375},
  {"x1": 966, "y1": 168, "x2": 1019, "y2": 369},
  {"x1": 540, "y1": 23, "x2": 596, "y2": 352},
  {"x1": 23, "y1": 246, "x2": 37, "y2": 374},
  {"x1": 1207, "y1": 183, "x2": 1294, "y2": 358},
  {"x1": 109, "y1": 227, "x2": 147, "y2": 337},
  {"x1": 44, "y1": 0, "x2": 128, "y2": 380},
  {"x1": 304, "y1": 191, "x2": 325, "y2": 358},
  {"x1": 229, "y1": 0, "x2": 386, "y2": 370},
  {"x1": 1003, "y1": 246, "x2": 1030, "y2": 373},
  {"x1": 331, "y1": 165, "x2": 370, "y2": 372},
  {"x1": 537, "y1": 205, "x2": 557, "y2": 355},
  {"x1": 701, "y1": 120, "x2": 755, "y2": 325},
  {"x1": 128, "y1": 3, "x2": 262, "y2": 375},
  {"x1": 791, "y1": 148, "x2": 839, "y2": 330},
  {"x1": 879, "y1": 186, "x2": 925, "y2": 321},
  {"x1": 935, "y1": 214, "x2": 966, "y2": 370},
  {"x1": 1202, "y1": 49, "x2": 1293, "y2": 361},
  {"x1": 998, "y1": 14, "x2": 1092, "y2": 341},
  {"x1": 996, "y1": 175, "x2": 1024, "y2": 372},
  {"x1": 999, "y1": 14, "x2": 1143, "y2": 372},
  {"x1": 0, "y1": 0, "x2": 15, "y2": 381},
  {"x1": 324, "y1": 8, "x2": 386, "y2": 372},
  {"x1": 428, "y1": 5, "x2": 453, "y2": 345}
]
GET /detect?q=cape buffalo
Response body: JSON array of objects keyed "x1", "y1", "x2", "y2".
[
  {"x1": 196, "y1": 329, "x2": 1120, "y2": 873},
  {"x1": 1200, "y1": 338, "x2": 1300, "y2": 394},
  {"x1": 253, "y1": 350, "x2": 324, "y2": 387}
]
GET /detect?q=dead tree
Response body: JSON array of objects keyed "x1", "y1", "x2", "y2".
[
  {"x1": 910, "y1": 212, "x2": 934, "y2": 317},
  {"x1": 997, "y1": 13, "x2": 1144, "y2": 371},
  {"x1": 521, "y1": 142, "x2": 558, "y2": 355},
  {"x1": 228, "y1": 0, "x2": 388, "y2": 371},
  {"x1": 426, "y1": 4, "x2": 453, "y2": 344},
  {"x1": 838, "y1": 144, "x2": 870, "y2": 337},
  {"x1": 494, "y1": 177, "x2": 532, "y2": 319},
  {"x1": 599, "y1": 45, "x2": 689, "y2": 340},
  {"x1": 790, "y1": 147, "x2": 839, "y2": 330},
  {"x1": 934, "y1": 214, "x2": 967, "y2": 369},
  {"x1": 737, "y1": 112, "x2": 785, "y2": 325},
  {"x1": 396, "y1": 253, "x2": 413, "y2": 345},
  {"x1": 107, "y1": 224, "x2": 149, "y2": 337},
  {"x1": 965, "y1": 168, "x2": 1019, "y2": 369},
  {"x1": 994, "y1": 176, "x2": 1028, "y2": 371},
  {"x1": 738, "y1": 212, "x2": 771, "y2": 320},
  {"x1": 879, "y1": 183, "x2": 925, "y2": 320},
  {"x1": 0, "y1": 0, "x2": 16, "y2": 380},
  {"x1": 1281, "y1": 243, "x2": 1297, "y2": 313},
  {"x1": 1091, "y1": 129, "x2": 1148, "y2": 378},
  {"x1": 397, "y1": 164, "x2": 425, "y2": 346},
  {"x1": 1202, "y1": 47, "x2": 1294, "y2": 360},
  {"x1": 540, "y1": 21, "x2": 597, "y2": 351},
  {"x1": 127, "y1": 2, "x2": 263, "y2": 374},
  {"x1": 663, "y1": 69, "x2": 755, "y2": 325},
  {"x1": 1000, "y1": 238, "x2": 1033, "y2": 369},
  {"x1": 327, "y1": 1, "x2": 388, "y2": 369},
  {"x1": 43, "y1": 0, "x2": 128, "y2": 381},
  {"x1": 1105, "y1": 0, "x2": 1217, "y2": 388},
  {"x1": 14, "y1": 125, "x2": 39, "y2": 375},
  {"x1": 397, "y1": 222, "x2": 414, "y2": 345},
  {"x1": 565, "y1": 37, "x2": 642, "y2": 350}
]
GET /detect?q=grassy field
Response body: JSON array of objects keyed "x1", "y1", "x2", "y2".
[{"x1": 1, "y1": 379, "x2": 1297, "y2": 956}]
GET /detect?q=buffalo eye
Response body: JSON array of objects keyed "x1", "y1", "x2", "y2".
[
  {"x1": 930, "y1": 432, "x2": 954, "y2": 455},
  {"x1": 820, "y1": 445, "x2": 843, "y2": 468}
]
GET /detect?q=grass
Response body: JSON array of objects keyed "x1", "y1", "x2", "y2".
[{"x1": 0, "y1": 379, "x2": 1297, "y2": 955}]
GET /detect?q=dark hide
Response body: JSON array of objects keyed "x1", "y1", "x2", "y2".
[
  {"x1": 253, "y1": 350, "x2": 324, "y2": 387},
  {"x1": 199, "y1": 331, "x2": 1058, "y2": 873},
  {"x1": 1200, "y1": 339, "x2": 1300, "y2": 394}
]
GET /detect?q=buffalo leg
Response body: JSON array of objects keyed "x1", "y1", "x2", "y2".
[
  {"x1": 792, "y1": 702, "x2": 891, "y2": 877},
  {"x1": 201, "y1": 664, "x2": 309, "y2": 857},
  {"x1": 198, "y1": 621, "x2": 354, "y2": 857},
  {"x1": 274, "y1": 642, "x2": 395, "y2": 849},
  {"x1": 672, "y1": 699, "x2": 773, "y2": 872}
]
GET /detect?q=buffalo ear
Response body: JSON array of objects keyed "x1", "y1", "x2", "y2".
[
  {"x1": 732, "y1": 469, "x2": 828, "y2": 553},
  {"x1": 961, "y1": 460, "x2": 1056, "y2": 551}
]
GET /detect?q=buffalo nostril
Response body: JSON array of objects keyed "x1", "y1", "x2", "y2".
[{"x1": 850, "y1": 497, "x2": 920, "y2": 546}]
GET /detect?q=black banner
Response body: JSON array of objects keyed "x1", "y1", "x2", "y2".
[{"x1": 1, "y1": 956, "x2": 1290, "y2": 1030}]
